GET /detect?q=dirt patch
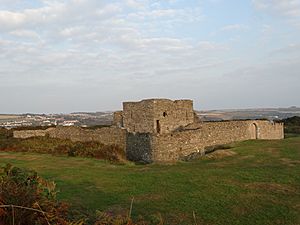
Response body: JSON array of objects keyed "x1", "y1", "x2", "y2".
[
  {"x1": 133, "y1": 166, "x2": 151, "y2": 172},
  {"x1": 204, "y1": 149, "x2": 237, "y2": 159},
  {"x1": 22, "y1": 155, "x2": 43, "y2": 161},
  {"x1": 239, "y1": 155, "x2": 255, "y2": 159},
  {"x1": 0, "y1": 154, "x2": 18, "y2": 159},
  {"x1": 245, "y1": 182, "x2": 297, "y2": 194},
  {"x1": 263, "y1": 147, "x2": 280, "y2": 156},
  {"x1": 231, "y1": 204, "x2": 252, "y2": 216},
  {"x1": 135, "y1": 193, "x2": 163, "y2": 202}
]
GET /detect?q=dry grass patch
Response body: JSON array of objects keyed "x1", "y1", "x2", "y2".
[
  {"x1": 245, "y1": 182, "x2": 297, "y2": 194},
  {"x1": 231, "y1": 204, "x2": 253, "y2": 217},
  {"x1": 204, "y1": 149, "x2": 237, "y2": 159},
  {"x1": 280, "y1": 158, "x2": 300, "y2": 167},
  {"x1": 0, "y1": 153, "x2": 44, "y2": 161},
  {"x1": 239, "y1": 155, "x2": 255, "y2": 159},
  {"x1": 263, "y1": 147, "x2": 281, "y2": 156},
  {"x1": 0, "y1": 154, "x2": 18, "y2": 159},
  {"x1": 0, "y1": 115, "x2": 22, "y2": 119},
  {"x1": 135, "y1": 194, "x2": 163, "y2": 202}
]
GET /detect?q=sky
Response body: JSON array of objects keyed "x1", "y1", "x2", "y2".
[{"x1": 0, "y1": 0, "x2": 300, "y2": 113}]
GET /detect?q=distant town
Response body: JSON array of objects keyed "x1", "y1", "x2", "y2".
[
  {"x1": 1, "y1": 106, "x2": 300, "y2": 129},
  {"x1": 0, "y1": 112, "x2": 113, "y2": 129}
]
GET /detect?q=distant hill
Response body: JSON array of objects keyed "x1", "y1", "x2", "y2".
[{"x1": 197, "y1": 107, "x2": 300, "y2": 121}]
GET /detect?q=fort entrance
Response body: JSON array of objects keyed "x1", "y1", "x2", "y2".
[{"x1": 250, "y1": 123, "x2": 259, "y2": 139}]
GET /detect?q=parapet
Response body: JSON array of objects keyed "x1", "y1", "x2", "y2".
[
  {"x1": 122, "y1": 98, "x2": 195, "y2": 134},
  {"x1": 113, "y1": 111, "x2": 123, "y2": 127}
]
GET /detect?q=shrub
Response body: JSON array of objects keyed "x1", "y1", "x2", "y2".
[
  {"x1": 68, "y1": 142, "x2": 126, "y2": 162},
  {"x1": 281, "y1": 116, "x2": 300, "y2": 134},
  {"x1": 0, "y1": 128, "x2": 13, "y2": 139},
  {"x1": 0, "y1": 128, "x2": 17, "y2": 150},
  {"x1": 0, "y1": 164, "x2": 162, "y2": 225},
  {"x1": 0, "y1": 164, "x2": 72, "y2": 225},
  {"x1": 52, "y1": 144, "x2": 73, "y2": 156},
  {"x1": 0, "y1": 133, "x2": 126, "y2": 163}
]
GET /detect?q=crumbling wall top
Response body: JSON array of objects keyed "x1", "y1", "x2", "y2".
[{"x1": 122, "y1": 98, "x2": 195, "y2": 134}]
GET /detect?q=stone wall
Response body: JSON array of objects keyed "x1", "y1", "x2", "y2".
[
  {"x1": 150, "y1": 120, "x2": 284, "y2": 162},
  {"x1": 254, "y1": 120, "x2": 284, "y2": 139},
  {"x1": 13, "y1": 126, "x2": 127, "y2": 150},
  {"x1": 113, "y1": 111, "x2": 123, "y2": 127},
  {"x1": 13, "y1": 128, "x2": 55, "y2": 139},
  {"x1": 126, "y1": 133, "x2": 152, "y2": 163},
  {"x1": 123, "y1": 100, "x2": 154, "y2": 133},
  {"x1": 12, "y1": 119, "x2": 284, "y2": 163},
  {"x1": 122, "y1": 99, "x2": 195, "y2": 134},
  {"x1": 153, "y1": 99, "x2": 194, "y2": 134}
]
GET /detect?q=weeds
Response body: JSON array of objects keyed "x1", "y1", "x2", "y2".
[
  {"x1": 0, "y1": 164, "x2": 71, "y2": 225},
  {"x1": 0, "y1": 164, "x2": 164, "y2": 225},
  {"x1": 0, "y1": 131, "x2": 126, "y2": 163}
]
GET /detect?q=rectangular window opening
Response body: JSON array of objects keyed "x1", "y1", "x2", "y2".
[{"x1": 156, "y1": 120, "x2": 161, "y2": 133}]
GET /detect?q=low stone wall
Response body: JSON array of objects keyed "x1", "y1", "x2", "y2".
[
  {"x1": 151, "y1": 120, "x2": 284, "y2": 162},
  {"x1": 13, "y1": 128, "x2": 55, "y2": 139},
  {"x1": 13, "y1": 120, "x2": 284, "y2": 163},
  {"x1": 13, "y1": 126, "x2": 127, "y2": 150},
  {"x1": 255, "y1": 120, "x2": 284, "y2": 139}
]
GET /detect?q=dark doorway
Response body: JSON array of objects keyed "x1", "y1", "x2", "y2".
[
  {"x1": 156, "y1": 120, "x2": 161, "y2": 133},
  {"x1": 251, "y1": 123, "x2": 258, "y2": 139}
]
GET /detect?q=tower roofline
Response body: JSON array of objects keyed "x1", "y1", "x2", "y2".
[{"x1": 123, "y1": 98, "x2": 193, "y2": 104}]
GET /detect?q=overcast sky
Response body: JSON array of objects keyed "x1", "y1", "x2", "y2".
[{"x1": 0, "y1": 0, "x2": 299, "y2": 113}]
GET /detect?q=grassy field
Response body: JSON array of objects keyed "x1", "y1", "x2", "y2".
[
  {"x1": 0, "y1": 136, "x2": 300, "y2": 225},
  {"x1": 0, "y1": 115, "x2": 22, "y2": 120}
]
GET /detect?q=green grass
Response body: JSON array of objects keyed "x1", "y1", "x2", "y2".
[{"x1": 0, "y1": 136, "x2": 300, "y2": 225}]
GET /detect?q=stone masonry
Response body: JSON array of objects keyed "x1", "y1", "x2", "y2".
[
  {"x1": 13, "y1": 98, "x2": 284, "y2": 163},
  {"x1": 122, "y1": 99, "x2": 194, "y2": 134}
]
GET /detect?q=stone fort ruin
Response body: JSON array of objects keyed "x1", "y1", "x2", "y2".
[{"x1": 14, "y1": 98, "x2": 284, "y2": 163}]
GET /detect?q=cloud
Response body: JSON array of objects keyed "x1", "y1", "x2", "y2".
[
  {"x1": 128, "y1": 8, "x2": 202, "y2": 22},
  {"x1": 10, "y1": 29, "x2": 40, "y2": 39},
  {"x1": 220, "y1": 58, "x2": 300, "y2": 108},
  {"x1": 252, "y1": 0, "x2": 300, "y2": 25},
  {"x1": 221, "y1": 24, "x2": 248, "y2": 31},
  {"x1": 0, "y1": 10, "x2": 25, "y2": 29},
  {"x1": 269, "y1": 43, "x2": 300, "y2": 56},
  {"x1": 0, "y1": 0, "x2": 299, "y2": 112},
  {"x1": 252, "y1": 0, "x2": 300, "y2": 15}
]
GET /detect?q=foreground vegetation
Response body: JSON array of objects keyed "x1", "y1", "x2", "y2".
[
  {"x1": 0, "y1": 128, "x2": 125, "y2": 162},
  {"x1": 0, "y1": 164, "x2": 150, "y2": 225},
  {"x1": 0, "y1": 135, "x2": 299, "y2": 224}
]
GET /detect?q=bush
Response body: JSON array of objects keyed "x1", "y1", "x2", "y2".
[
  {"x1": 68, "y1": 142, "x2": 126, "y2": 162},
  {"x1": 0, "y1": 133, "x2": 126, "y2": 163},
  {"x1": 282, "y1": 116, "x2": 300, "y2": 134},
  {"x1": 0, "y1": 128, "x2": 13, "y2": 139},
  {"x1": 0, "y1": 165, "x2": 162, "y2": 225},
  {"x1": 52, "y1": 144, "x2": 73, "y2": 156},
  {"x1": 0, "y1": 164, "x2": 71, "y2": 225}
]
